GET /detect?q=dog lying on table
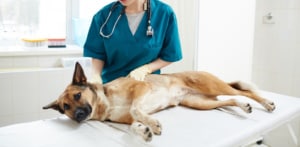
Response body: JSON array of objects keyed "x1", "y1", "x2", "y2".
[{"x1": 43, "y1": 62, "x2": 275, "y2": 142}]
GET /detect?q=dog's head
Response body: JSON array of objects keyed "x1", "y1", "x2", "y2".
[{"x1": 43, "y1": 62, "x2": 101, "y2": 123}]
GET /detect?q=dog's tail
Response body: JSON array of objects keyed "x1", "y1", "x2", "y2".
[{"x1": 228, "y1": 81, "x2": 258, "y2": 93}]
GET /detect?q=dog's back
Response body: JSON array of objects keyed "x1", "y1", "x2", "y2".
[{"x1": 102, "y1": 71, "x2": 245, "y2": 116}]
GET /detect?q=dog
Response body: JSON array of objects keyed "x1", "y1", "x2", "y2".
[{"x1": 43, "y1": 62, "x2": 275, "y2": 142}]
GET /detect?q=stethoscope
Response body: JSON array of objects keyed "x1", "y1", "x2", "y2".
[{"x1": 99, "y1": 0, "x2": 153, "y2": 38}]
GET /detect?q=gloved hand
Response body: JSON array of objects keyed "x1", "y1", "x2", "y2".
[
  {"x1": 128, "y1": 64, "x2": 151, "y2": 81},
  {"x1": 89, "y1": 74, "x2": 103, "y2": 84}
]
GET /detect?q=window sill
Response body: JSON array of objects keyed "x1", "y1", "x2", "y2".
[
  {"x1": 0, "y1": 45, "x2": 82, "y2": 57},
  {"x1": 0, "y1": 44, "x2": 84, "y2": 69}
]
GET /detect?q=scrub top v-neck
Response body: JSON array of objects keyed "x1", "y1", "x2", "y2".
[
  {"x1": 126, "y1": 12, "x2": 145, "y2": 35},
  {"x1": 84, "y1": 0, "x2": 182, "y2": 83}
]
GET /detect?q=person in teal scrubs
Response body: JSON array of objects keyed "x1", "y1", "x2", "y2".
[{"x1": 84, "y1": 0, "x2": 182, "y2": 84}]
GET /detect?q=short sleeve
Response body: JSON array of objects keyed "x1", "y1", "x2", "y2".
[
  {"x1": 83, "y1": 13, "x2": 107, "y2": 61},
  {"x1": 159, "y1": 12, "x2": 182, "y2": 62}
]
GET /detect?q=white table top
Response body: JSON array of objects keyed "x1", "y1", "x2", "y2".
[{"x1": 1, "y1": 91, "x2": 300, "y2": 147}]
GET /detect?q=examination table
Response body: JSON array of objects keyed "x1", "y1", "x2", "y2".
[{"x1": 0, "y1": 91, "x2": 299, "y2": 147}]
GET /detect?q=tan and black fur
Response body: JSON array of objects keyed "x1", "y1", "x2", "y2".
[{"x1": 43, "y1": 62, "x2": 275, "y2": 142}]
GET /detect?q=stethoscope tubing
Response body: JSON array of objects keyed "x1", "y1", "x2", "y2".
[
  {"x1": 99, "y1": 2, "x2": 124, "y2": 38},
  {"x1": 99, "y1": 10, "x2": 123, "y2": 38},
  {"x1": 99, "y1": 0, "x2": 153, "y2": 38}
]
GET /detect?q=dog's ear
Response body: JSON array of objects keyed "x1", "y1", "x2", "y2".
[
  {"x1": 43, "y1": 100, "x2": 64, "y2": 114},
  {"x1": 72, "y1": 62, "x2": 87, "y2": 85}
]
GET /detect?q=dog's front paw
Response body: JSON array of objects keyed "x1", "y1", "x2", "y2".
[
  {"x1": 130, "y1": 122, "x2": 153, "y2": 142},
  {"x1": 149, "y1": 119, "x2": 162, "y2": 135},
  {"x1": 261, "y1": 100, "x2": 275, "y2": 112},
  {"x1": 238, "y1": 102, "x2": 252, "y2": 113}
]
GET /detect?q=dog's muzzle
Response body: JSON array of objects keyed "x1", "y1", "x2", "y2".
[{"x1": 74, "y1": 104, "x2": 92, "y2": 123}]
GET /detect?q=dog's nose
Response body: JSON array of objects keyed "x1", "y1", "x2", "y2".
[
  {"x1": 74, "y1": 108, "x2": 87, "y2": 122},
  {"x1": 74, "y1": 105, "x2": 92, "y2": 122}
]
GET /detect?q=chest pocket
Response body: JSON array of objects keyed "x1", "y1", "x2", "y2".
[{"x1": 141, "y1": 35, "x2": 162, "y2": 57}]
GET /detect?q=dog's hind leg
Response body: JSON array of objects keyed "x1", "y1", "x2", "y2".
[
  {"x1": 175, "y1": 72, "x2": 275, "y2": 112},
  {"x1": 180, "y1": 93, "x2": 252, "y2": 113},
  {"x1": 228, "y1": 81, "x2": 275, "y2": 112}
]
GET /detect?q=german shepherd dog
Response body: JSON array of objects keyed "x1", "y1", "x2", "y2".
[{"x1": 43, "y1": 62, "x2": 275, "y2": 142}]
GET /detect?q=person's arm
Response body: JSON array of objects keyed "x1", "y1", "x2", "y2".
[
  {"x1": 147, "y1": 58, "x2": 171, "y2": 72},
  {"x1": 128, "y1": 58, "x2": 172, "y2": 81},
  {"x1": 90, "y1": 58, "x2": 105, "y2": 84}
]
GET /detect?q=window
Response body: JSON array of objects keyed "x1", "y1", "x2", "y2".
[
  {"x1": 0, "y1": 0, "x2": 113, "y2": 49},
  {"x1": 72, "y1": 0, "x2": 111, "y2": 47},
  {"x1": 0, "y1": 0, "x2": 66, "y2": 48}
]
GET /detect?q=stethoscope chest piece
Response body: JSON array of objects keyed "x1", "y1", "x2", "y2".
[{"x1": 146, "y1": 26, "x2": 153, "y2": 36}]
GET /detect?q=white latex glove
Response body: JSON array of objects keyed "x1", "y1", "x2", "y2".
[
  {"x1": 89, "y1": 74, "x2": 103, "y2": 84},
  {"x1": 128, "y1": 64, "x2": 151, "y2": 81}
]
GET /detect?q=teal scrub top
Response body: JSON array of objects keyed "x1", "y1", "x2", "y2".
[{"x1": 84, "y1": 0, "x2": 182, "y2": 83}]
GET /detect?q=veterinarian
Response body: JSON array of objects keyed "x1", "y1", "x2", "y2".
[{"x1": 83, "y1": 0, "x2": 182, "y2": 84}]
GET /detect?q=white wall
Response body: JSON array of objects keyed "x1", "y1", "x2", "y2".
[
  {"x1": 197, "y1": 0, "x2": 256, "y2": 82},
  {"x1": 161, "y1": 0, "x2": 199, "y2": 73},
  {"x1": 196, "y1": 0, "x2": 300, "y2": 97},
  {"x1": 252, "y1": 0, "x2": 300, "y2": 97},
  {"x1": 0, "y1": 69, "x2": 71, "y2": 126},
  {"x1": 0, "y1": 47, "x2": 86, "y2": 127}
]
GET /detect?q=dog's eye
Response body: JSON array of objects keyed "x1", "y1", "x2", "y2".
[
  {"x1": 64, "y1": 103, "x2": 70, "y2": 110},
  {"x1": 74, "y1": 92, "x2": 81, "y2": 101}
]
